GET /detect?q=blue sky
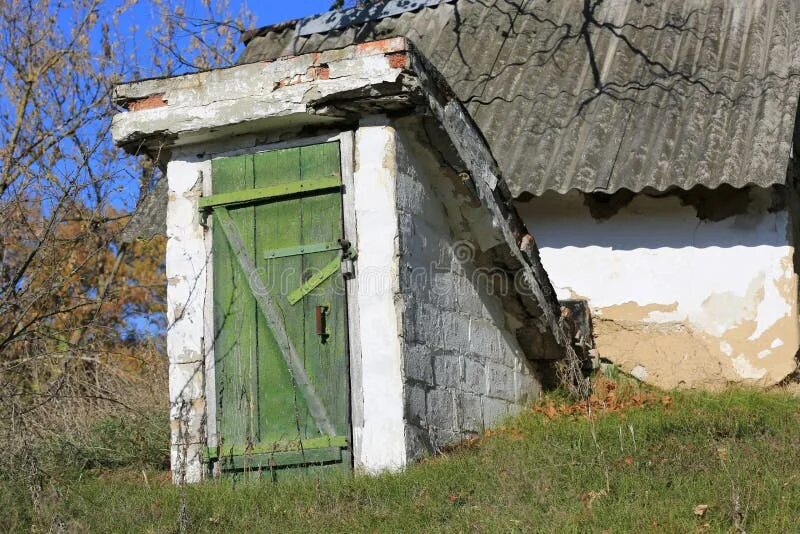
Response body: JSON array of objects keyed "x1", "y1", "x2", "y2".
[
  {"x1": 243, "y1": 1, "x2": 334, "y2": 27},
  {"x1": 114, "y1": 1, "x2": 339, "y2": 337},
  {"x1": 111, "y1": 1, "x2": 337, "y2": 83}
]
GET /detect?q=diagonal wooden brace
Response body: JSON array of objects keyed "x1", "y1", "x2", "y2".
[
  {"x1": 214, "y1": 206, "x2": 336, "y2": 437},
  {"x1": 287, "y1": 256, "x2": 341, "y2": 305}
]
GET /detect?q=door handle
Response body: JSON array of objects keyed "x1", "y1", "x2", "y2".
[{"x1": 315, "y1": 305, "x2": 329, "y2": 339}]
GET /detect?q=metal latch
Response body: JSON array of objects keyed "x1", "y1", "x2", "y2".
[
  {"x1": 339, "y1": 238, "x2": 356, "y2": 280},
  {"x1": 286, "y1": 238, "x2": 357, "y2": 305},
  {"x1": 315, "y1": 305, "x2": 329, "y2": 340}
]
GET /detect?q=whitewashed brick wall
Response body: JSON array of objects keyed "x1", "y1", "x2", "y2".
[{"x1": 394, "y1": 128, "x2": 541, "y2": 460}]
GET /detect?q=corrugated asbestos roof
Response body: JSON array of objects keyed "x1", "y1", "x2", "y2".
[{"x1": 240, "y1": 0, "x2": 800, "y2": 196}]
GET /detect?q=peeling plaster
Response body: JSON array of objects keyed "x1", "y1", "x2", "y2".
[
  {"x1": 164, "y1": 153, "x2": 211, "y2": 483},
  {"x1": 732, "y1": 355, "x2": 767, "y2": 380},
  {"x1": 111, "y1": 38, "x2": 417, "y2": 152},
  {"x1": 518, "y1": 190, "x2": 800, "y2": 389},
  {"x1": 630, "y1": 364, "x2": 648, "y2": 381}
]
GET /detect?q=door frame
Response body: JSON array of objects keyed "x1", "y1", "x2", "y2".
[{"x1": 202, "y1": 130, "x2": 363, "y2": 470}]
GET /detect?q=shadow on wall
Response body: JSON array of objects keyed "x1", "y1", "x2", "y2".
[{"x1": 516, "y1": 186, "x2": 790, "y2": 251}]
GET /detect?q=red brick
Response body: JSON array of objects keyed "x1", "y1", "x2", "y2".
[
  {"x1": 306, "y1": 65, "x2": 330, "y2": 80},
  {"x1": 127, "y1": 93, "x2": 166, "y2": 112},
  {"x1": 355, "y1": 37, "x2": 407, "y2": 57},
  {"x1": 386, "y1": 52, "x2": 408, "y2": 69}
]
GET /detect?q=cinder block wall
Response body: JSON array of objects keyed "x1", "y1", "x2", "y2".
[{"x1": 394, "y1": 127, "x2": 541, "y2": 460}]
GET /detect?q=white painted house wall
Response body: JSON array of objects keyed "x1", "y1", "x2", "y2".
[{"x1": 517, "y1": 189, "x2": 799, "y2": 389}]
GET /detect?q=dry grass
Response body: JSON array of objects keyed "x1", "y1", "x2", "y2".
[{"x1": 0, "y1": 345, "x2": 169, "y2": 484}]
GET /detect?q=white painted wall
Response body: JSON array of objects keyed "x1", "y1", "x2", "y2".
[
  {"x1": 165, "y1": 151, "x2": 211, "y2": 483},
  {"x1": 517, "y1": 190, "x2": 799, "y2": 389},
  {"x1": 351, "y1": 117, "x2": 408, "y2": 472}
]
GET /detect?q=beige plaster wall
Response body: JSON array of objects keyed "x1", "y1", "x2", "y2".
[{"x1": 517, "y1": 189, "x2": 799, "y2": 389}]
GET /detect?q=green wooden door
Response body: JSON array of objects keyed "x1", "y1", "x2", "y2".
[{"x1": 205, "y1": 142, "x2": 350, "y2": 479}]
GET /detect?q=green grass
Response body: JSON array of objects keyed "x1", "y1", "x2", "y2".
[{"x1": 2, "y1": 387, "x2": 799, "y2": 533}]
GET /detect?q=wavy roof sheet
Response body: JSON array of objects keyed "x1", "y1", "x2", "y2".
[{"x1": 240, "y1": 0, "x2": 800, "y2": 196}]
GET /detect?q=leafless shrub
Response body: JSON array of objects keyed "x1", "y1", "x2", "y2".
[{"x1": 0, "y1": 0, "x2": 251, "y2": 499}]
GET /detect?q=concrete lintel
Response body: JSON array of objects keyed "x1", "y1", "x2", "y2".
[{"x1": 111, "y1": 37, "x2": 420, "y2": 154}]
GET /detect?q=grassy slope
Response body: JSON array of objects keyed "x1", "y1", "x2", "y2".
[{"x1": 3, "y1": 384, "x2": 799, "y2": 533}]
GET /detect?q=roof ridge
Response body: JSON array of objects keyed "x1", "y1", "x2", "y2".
[{"x1": 242, "y1": 0, "x2": 450, "y2": 44}]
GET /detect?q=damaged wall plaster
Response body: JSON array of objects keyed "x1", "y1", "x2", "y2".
[
  {"x1": 165, "y1": 151, "x2": 211, "y2": 483},
  {"x1": 517, "y1": 188, "x2": 799, "y2": 389},
  {"x1": 111, "y1": 38, "x2": 419, "y2": 152}
]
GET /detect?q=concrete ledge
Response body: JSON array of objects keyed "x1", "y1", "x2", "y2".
[{"x1": 112, "y1": 37, "x2": 421, "y2": 152}]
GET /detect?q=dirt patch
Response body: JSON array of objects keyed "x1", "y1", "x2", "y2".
[{"x1": 593, "y1": 316, "x2": 799, "y2": 389}]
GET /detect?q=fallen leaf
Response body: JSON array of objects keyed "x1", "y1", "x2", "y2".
[
  {"x1": 448, "y1": 494, "x2": 465, "y2": 506},
  {"x1": 580, "y1": 489, "x2": 608, "y2": 509},
  {"x1": 693, "y1": 504, "x2": 709, "y2": 517},
  {"x1": 623, "y1": 456, "x2": 634, "y2": 466}
]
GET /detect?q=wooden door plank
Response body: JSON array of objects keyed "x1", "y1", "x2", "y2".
[
  {"x1": 212, "y1": 154, "x2": 257, "y2": 446},
  {"x1": 300, "y1": 143, "x2": 349, "y2": 438},
  {"x1": 286, "y1": 256, "x2": 341, "y2": 305},
  {"x1": 253, "y1": 147, "x2": 299, "y2": 445},
  {"x1": 214, "y1": 206, "x2": 336, "y2": 437},
  {"x1": 254, "y1": 147, "x2": 312, "y2": 443},
  {"x1": 263, "y1": 241, "x2": 341, "y2": 260},
  {"x1": 322, "y1": 142, "x2": 350, "y2": 438},
  {"x1": 204, "y1": 435, "x2": 348, "y2": 459},
  {"x1": 199, "y1": 177, "x2": 342, "y2": 210},
  {"x1": 322, "y1": 141, "x2": 350, "y2": 438},
  {"x1": 217, "y1": 447, "x2": 343, "y2": 471}
]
